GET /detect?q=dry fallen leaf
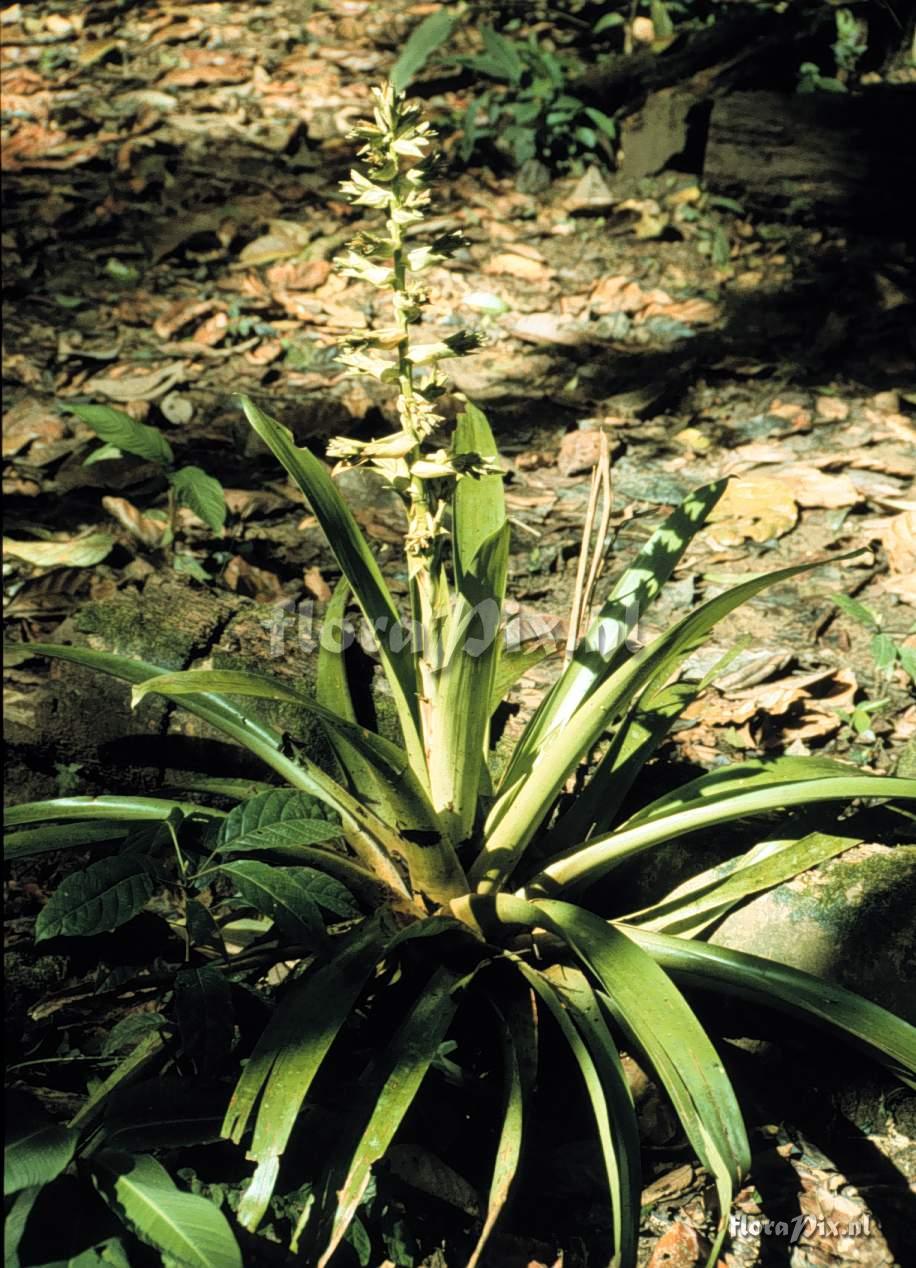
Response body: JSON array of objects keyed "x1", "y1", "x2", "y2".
[
  {"x1": 2, "y1": 532, "x2": 114, "y2": 568},
  {"x1": 646, "y1": 1221, "x2": 703, "y2": 1268},
  {"x1": 223, "y1": 555, "x2": 285, "y2": 601},
  {"x1": 706, "y1": 476, "x2": 798, "y2": 545},
  {"x1": 876, "y1": 509, "x2": 916, "y2": 574},
  {"x1": 102, "y1": 497, "x2": 167, "y2": 548},
  {"x1": 771, "y1": 464, "x2": 860, "y2": 509},
  {"x1": 2, "y1": 398, "x2": 65, "y2": 457},
  {"x1": 81, "y1": 361, "x2": 188, "y2": 403},
  {"x1": 303, "y1": 566, "x2": 331, "y2": 602},
  {"x1": 816, "y1": 395, "x2": 849, "y2": 421},
  {"x1": 483, "y1": 251, "x2": 553, "y2": 283}
]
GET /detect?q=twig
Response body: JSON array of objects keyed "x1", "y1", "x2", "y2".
[{"x1": 565, "y1": 431, "x2": 612, "y2": 665}]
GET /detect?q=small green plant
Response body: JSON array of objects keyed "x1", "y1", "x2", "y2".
[
  {"x1": 797, "y1": 3, "x2": 869, "y2": 93},
  {"x1": 63, "y1": 402, "x2": 227, "y2": 552},
  {"x1": 831, "y1": 592, "x2": 915, "y2": 744},
  {"x1": 391, "y1": 9, "x2": 616, "y2": 171},
  {"x1": 455, "y1": 26, "x2": 617, "y2": 168},
  {"x1": 5, "y1": 86, "x2": 916, "y2": 1267}
]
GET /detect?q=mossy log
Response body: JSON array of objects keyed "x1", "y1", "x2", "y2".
[{"x1": 5, "y1": 575, "x2": 396, "y2": 803}]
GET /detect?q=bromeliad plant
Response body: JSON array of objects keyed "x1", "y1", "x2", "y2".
[{"x1": 5, "y1": 84, "x2": 916, "y2": 1267}]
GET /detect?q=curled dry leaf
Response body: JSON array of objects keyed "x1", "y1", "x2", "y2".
[
  {"x1": 81, "y1": 361, "x2": 188, "y2": 403},
  {"x1": 102, "y1": 496, "x2": 167, "y2": 548},
  {"x1": 2, "y1": 532, "x2": 114, "y2": 568},
  {"x1": 2, "y1": 398, "x2": 66, "y2": 457}
]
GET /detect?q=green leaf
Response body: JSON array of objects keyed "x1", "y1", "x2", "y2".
[
  {"x1": 84, "y1": 441, "x2": 125, "y2": 466},
  {"x1": 544, "y1": 679, "x2": 697, "y2": 851},
  {"x1": 477, "y1": 551, "x2": 860, "y2": 890},
  {"x1": 68, "y1": 1034, "x2": 165, "y2": 1137},
  {"x1": 624, "y1": 831, "x2": 860, "y2": 935},
  {"x1": 32, "y1": 1235, "x2": 133, "y2": 1267},
  {"x1": 529, "y1": 774, "x2": 916, "y2": 895},
  {"x1": 489, "y1": 642, "x2": 551, "y2": 715},
  {"x1": 391, "y1": 7, "x2": 461, "y2": 93},
  {"x1": 429, "y1": 524, "x2": 509, "y2": 844},
  {"x1": 237, "y1": 396, "x2": 424, "y2": 780},
  {"x1": 5, "y1": 1184, "x2": 42, "y2": 1268},
  {"x1": 4, "y1": 822, "x2": 129, "y2": 862},
  {"x1": 532, "y1": 900, "x2": 749, "y2": 1265},
  {"x1": 35, "y1": 855, "x2": 158, "y2": 941},
  {"x1": 453, "y1": 401, "x2": 507, "y2": 589},
  {"x1": 132, "y1": 668, "x2": 440, "y2": 839},
  {"x1": 101, "y1": 1079, "x2": 226, "y2": 1154},
  {"x1": 92, "y1": 1151, "x2": 242, "y2": 1268},
  {"x1": 102, "y1": 1013, "x2": 166, "y2": 1057},
  {"x1": 480, "y1": 27, "x2": 525, "y2": 83},
  {"x1": 623, "y1": 756, "x2": 860, "y2": 828},
  {"x1": 169, "y1": 466, "x2": 227, "y2": 534},
  {"x1": 583, "y1": 105, "x2": 617, "y2": 139},
  {"x1": 215, "y1": 788, "x2": 341, "y2": 856},
  {"x1": 10, "y1": 643, "x2": 412, "y2": 900},
  {"x1": 650, "y1": 0, "x2": 675, "y2": 39},
  {"x1": 309, "y1": 967, "x2": 459, "y2": 1267},
  {"x1": 224, "y1": 915, "x2": 396, "y2": 1231},
  {"x1": 219, "y1": 860, "x2": 328, "y2": 946},
  {"x1": 515, "y1": 963, "x2": 639, "y2": 1268},
  {"x1": 832, "y1": 592, "x2": 879, "y2": 630},
  {"x1": 467, "y1": 985, "x2": 537, "y2": 1268},
  {"x1": 594, "y1": 13, "x2": 625, "y2": 33},
  {"x1": 870, "y1": 632, "x2": 898, "y2": 674},
  {"x1": 316, "y1": 579, "x2": 357, "y2": 724},
  {"x1": 174, "y1": 966, "x2": 234, "y2": 1075},
  {"x1": 5, "y1": 1092, "x2": 78, "y2": 1196},
  {"x1": 62, "y1": 404, "x2": 173, "y2": 467},
  {"x1": 4, "y1": 795, "x2": 210, "y2": 829},
  {"x1": 622, "y1": 926, "x2": 916, "y2": 1084},
  {"x1": 499, "y1": 482, "x2": 727, "y2": 802}
]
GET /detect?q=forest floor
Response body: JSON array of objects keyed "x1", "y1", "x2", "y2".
[{"x1": 3, "y1": 3, "x2": 915, "y2": 1266}]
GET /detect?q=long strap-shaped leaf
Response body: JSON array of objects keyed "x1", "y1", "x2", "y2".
[
  {"x1": 518, "y1": 961, "x2": 640, "y2": 1268},
  {"x1": 500, "y1": 481, "x2": 727, "y2": 792},
  {"x1": 316, "y1": 577, "x2": 405, "y2": 820},
  {"x1": 621, "y1": 830, "x2": 860, "y2": 936},
  {"x1": 305, "y1": 966, "x2": 460, "y2": 1267},
  {"x1": 474, "y1": 555, "x2": 836, "y2": 890},
  {"x1": 239, "y1": 396, "x2": 426, "y2": 777},
  {"x1": 453, "y1": 895, "x2": 750, "y2": 1268},
  {"x1": 620, "y1": 754, "x2": 862, "y2": 828},
  {"x1": 530, "y1": 899, "x2": 749, "y2": 1267},
  {"x1": 18, "y1": 643, "x2": 412, "y2": 900},
  {"x1": 620, "y1": 925, "x2": 916, "y2": 1084},
  {"x1": 467, "y1": 981, "x2": 538, "y2": 1268},
  {"x1": 223, "y1": 913, "x2": 396, "y2": 1231},
  {"x1": 540, "y1": 680, "x2": 698, "y2": 855},
  {"x1": 4, "y1": 795, "x2": 215, "y2": 827},
  {"x1": 526, "y1": 775, "x2": 916, "y2": 896},
  {"x1": 132, "y1": 668, "x2": 439, "y2": 834},
  {"x1": 428, "y1": 524, "x2": 509, "y2": 845},
  {"x1": 453, "y1": 401, "x2": 507, "y2": 583}
]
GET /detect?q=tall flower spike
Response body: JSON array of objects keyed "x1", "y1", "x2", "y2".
[{"x1": 330, "y1": 82, "x2": 490, "y2": 561}]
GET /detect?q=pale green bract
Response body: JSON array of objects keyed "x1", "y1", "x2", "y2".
[{"x1": 5, "y1": 82, "x2": 915, "y2": 1268}]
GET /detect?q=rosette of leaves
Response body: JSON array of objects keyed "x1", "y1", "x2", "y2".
[{"x1": 6, "y1": 84, "x2": 916, "y2": 1268}]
